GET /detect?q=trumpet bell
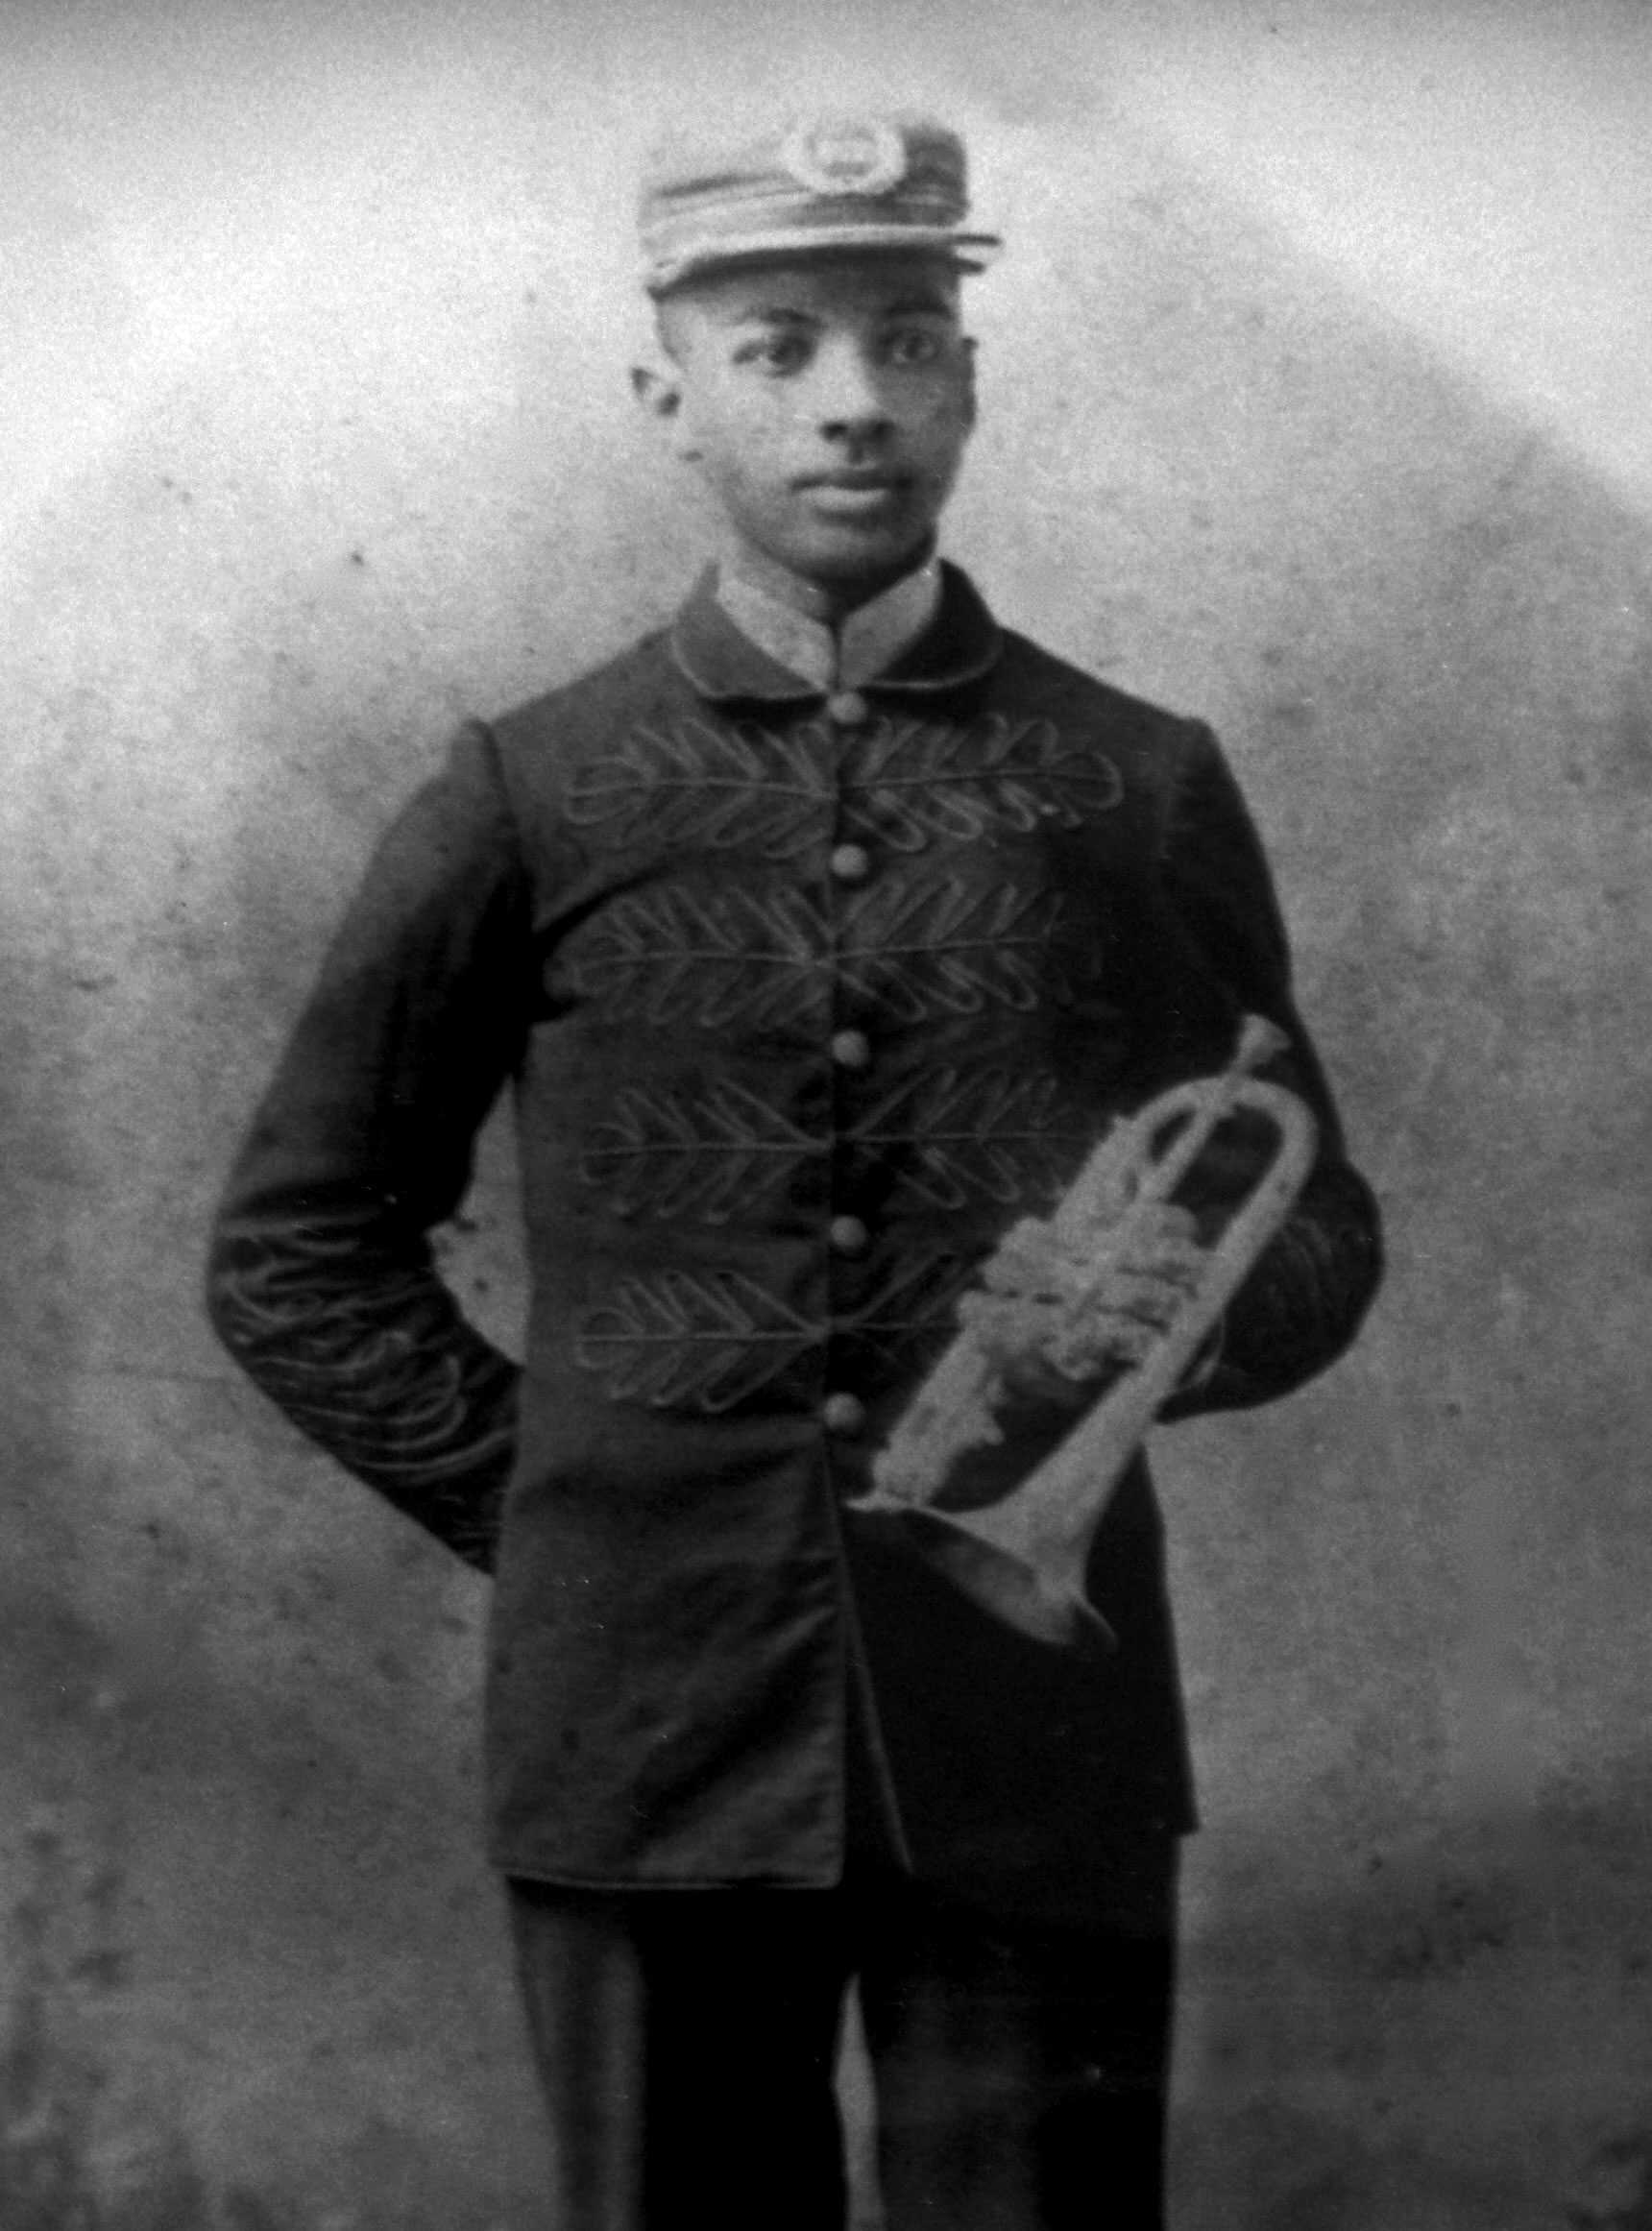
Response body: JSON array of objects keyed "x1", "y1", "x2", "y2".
[{"x1": 882, "y1": 1504, "x2": 1119, "y2": 1651}]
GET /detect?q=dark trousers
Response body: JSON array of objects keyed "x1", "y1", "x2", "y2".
[{"x1": 507, "y1": 1848, "x2": 1177, "y2": 2231}]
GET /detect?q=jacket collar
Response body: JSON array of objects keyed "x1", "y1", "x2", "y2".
[
  {"x1": 670, "y1": 558, "x2": 1004, "y2": 704},
  {"x1": 716, "y1": 560, "x2": 942, "y2": 691}
]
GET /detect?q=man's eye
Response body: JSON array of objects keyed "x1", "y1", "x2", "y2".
[
  {"x1": 737, "y1": 337, "x2": 810, "y2": 373},
  {"x1": 887, "y1": 329, "x2": 943, "y2": 367}
]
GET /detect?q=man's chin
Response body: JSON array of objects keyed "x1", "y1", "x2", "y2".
[{"x1": 789, "y1": 524, "x2": 934, "y2": 592}]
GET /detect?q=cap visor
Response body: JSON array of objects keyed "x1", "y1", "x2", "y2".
[{"x1": 646, "y1": 225, "x2": 1002, "y2": 293}]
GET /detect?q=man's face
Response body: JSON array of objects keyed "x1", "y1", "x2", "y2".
[{"x1": 643, "y1": 254, "x2": 977, "y2": 598}]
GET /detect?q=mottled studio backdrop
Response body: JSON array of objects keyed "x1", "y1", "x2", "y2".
[{"x1": 3, "y1": 2, "x2": 1650, "y2": 2226}]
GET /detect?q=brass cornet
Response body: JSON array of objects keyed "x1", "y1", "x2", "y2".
[{"x1": 849, "y1": 1015, "x2": 1318, "y2": 1648}]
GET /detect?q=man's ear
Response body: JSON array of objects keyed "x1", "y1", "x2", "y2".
[
  {"x1": 961, "y1": 333, "x2": 979, "y2": 433},
  {"x1": 631, "y1": 359, "x2": 698, "y2": 461}
]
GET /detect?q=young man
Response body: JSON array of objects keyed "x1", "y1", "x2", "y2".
[{"x1": 207, "y1": 113, "x2": 1382, "y2": 2231}]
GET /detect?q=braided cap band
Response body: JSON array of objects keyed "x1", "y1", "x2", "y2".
[{"x1": 639, "y1": 111, "x2": 1002, "y2": 295}]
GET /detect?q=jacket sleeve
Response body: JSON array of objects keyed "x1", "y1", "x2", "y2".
[
  {"x1": 205, "y1": 721, "x2": 534, "y2": 1571},
  {"x1": 1153, "y1": 720, "x2": 1383, "y2": 1418}
]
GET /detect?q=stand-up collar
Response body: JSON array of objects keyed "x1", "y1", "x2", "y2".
[
  {"x1": 717, "y1": 561, "x2": 942, "y2": 691},
  {"x1": 671, "y1": 559, "x2": 1004, "y2": 704}
]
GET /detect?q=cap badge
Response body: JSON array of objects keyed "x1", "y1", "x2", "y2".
[{"x1": 780, "y1": 114, "x2": 908, "y2": 199}]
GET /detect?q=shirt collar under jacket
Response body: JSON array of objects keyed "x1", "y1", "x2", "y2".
[
  {"x1": 715, "y1": 560, "x2": 942, "y2": 691},
  {"x1": 670, "y1": 558, "x2": 1004, "y2": 704}
]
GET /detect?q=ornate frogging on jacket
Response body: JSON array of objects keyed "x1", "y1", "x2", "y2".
[
  {"x1": 580, "y1": 1067, "x2": 1089, "y2": 1225},
  {"x1": 574, "y1": 1247, "x2": 971, "y2": 1415},
  {"x1": 564, "y1": 711, "x2": 1125, "y2": 856},
  {"x1": 559, "y1": 878, "x2": 1075, "y2": 1029}
]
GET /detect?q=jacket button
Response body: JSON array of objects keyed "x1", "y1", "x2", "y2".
[
  {"x1": 829, "y1": 842, "x2": 871, "y2": 884},
  {"x1": 826, "y1": 690, "x2": 870, "y2": 726},
  {"x1": 830, "y1": 1028, "x2": 871, "y2": 1070},
  {"x1": 822, "y1": 1392, "x2": 866, "y2": 1436},
  {"x1": 829, "y1": 1214, "x2": 870, "y2": 1255}
]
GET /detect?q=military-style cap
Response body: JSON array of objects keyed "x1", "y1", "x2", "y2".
[{"x1": 639, "y1": 110, "x2": 1001, "y2": 296}]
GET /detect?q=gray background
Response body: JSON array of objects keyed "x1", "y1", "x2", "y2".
[{"x1": 4, "y1": 2, "x2": 1650, "y2": 2225}]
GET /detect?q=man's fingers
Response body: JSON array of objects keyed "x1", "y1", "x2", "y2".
[{"x1": 1110, "y1": 1240, "x2": 1205, "y2": 1287}]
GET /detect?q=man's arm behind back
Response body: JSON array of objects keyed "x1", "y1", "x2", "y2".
[{"x1": 206, "y1": 727, "x2": 531, "y2": 1571}]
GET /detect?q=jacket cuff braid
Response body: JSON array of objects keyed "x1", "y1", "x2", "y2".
[{"x1": 206, "y1": 1216, "x2": 520, "y2": 1570}]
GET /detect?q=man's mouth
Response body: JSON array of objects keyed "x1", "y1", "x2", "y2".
[
  {"x1": 797, "y1": 471, "x2": 911, "y2": 518},
  {"x1": 798, "y1": 470, "x2": 907, "y2": 492}
]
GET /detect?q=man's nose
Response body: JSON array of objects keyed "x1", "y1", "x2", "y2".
[{"x1": 810, "y1": 345, "x2": 890, "y2": 440}]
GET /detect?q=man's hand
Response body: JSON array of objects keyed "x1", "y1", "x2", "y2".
[{"x1": 960, "y1": 1203, "x2": 1207, "y2": 1413}]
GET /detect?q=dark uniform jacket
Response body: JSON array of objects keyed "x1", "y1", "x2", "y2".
[{"x1": 206, "y1": 564, "x2": 1381, "y2": 1921}]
